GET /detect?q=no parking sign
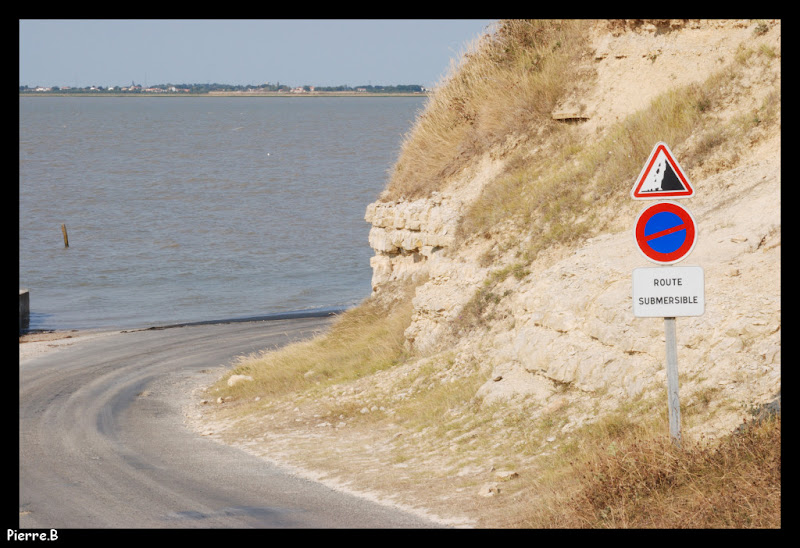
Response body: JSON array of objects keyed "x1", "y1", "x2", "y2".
[{"x1": 633, "y1": 201, "x2": 697, "y2": 264}]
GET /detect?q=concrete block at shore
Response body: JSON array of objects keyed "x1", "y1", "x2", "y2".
[{"x1": 20, "y1": 289, "x2": 29, "y2": 334}]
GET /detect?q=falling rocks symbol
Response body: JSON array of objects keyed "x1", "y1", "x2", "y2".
[
  {"x1": 648, "y1": 159, "x2": 684, "y2": 192},
  {"x1": 631, "y1": 142, "x2": 694, "y2": 199}
]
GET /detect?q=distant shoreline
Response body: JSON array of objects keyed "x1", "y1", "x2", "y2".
[{"x1": 20, "y1": 91, "x2": 428, "y2": 98}]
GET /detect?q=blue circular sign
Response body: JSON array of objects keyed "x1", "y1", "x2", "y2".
[{"x1": 634, "y1": 202, "x2": 697, "y2": 264}]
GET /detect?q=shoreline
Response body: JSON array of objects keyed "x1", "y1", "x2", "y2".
[{"x1": 19, "y1": 306, "x2": 347, "y2": 361}]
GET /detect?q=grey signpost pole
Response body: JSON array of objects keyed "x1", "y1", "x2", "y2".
[{"x1": 664, "y1": 316, "x2": 681, "y2": 447}]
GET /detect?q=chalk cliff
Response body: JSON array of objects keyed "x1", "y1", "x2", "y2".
[{"x1": 364, "y1": 19, "x2": 780, "y2": 438}]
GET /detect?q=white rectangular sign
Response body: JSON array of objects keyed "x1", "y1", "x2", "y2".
[{"x1": 632, "y1": 266, "x2": 704, "y2": 317}]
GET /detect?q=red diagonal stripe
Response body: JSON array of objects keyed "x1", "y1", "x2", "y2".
[{"x1": 644, "y1": 223, "x2": 686, "y2": 242}]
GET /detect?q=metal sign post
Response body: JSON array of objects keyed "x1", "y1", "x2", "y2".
[
  {"x1": 664, "y1": 317, "x2": 681, "y2": 446},
  {"x1": 631, "y1": 142, "x2": 703, "y2": 448}
]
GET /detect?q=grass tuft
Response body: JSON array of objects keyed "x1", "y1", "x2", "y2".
[
  {"x1": 510, "y1": 395, "x2": 780, "y2": 529},
  {"x1": 560, "y1": 414, "x2": 781, "y2": 528},
  {"x1": 209, "y1": 281, "x2": 417, "y2": 407}
]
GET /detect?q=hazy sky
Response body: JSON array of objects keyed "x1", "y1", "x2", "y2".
[{"x1": 19, "y1": 19, "x2": 497, "y2": 89}]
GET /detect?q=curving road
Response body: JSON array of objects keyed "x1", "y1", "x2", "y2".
[{"x1": 18, "y1": 317, "x2": 444, "y2": 529}]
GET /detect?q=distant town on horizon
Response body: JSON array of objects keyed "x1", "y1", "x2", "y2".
[{"x1": 20, "y1": 81, "x2": 429, "y2": 95}]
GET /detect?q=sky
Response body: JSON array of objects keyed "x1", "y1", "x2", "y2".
[{"x1": 19, "y1": 19, "x2": 497, "y2": 89}]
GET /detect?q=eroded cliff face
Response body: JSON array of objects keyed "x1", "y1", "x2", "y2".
[
  {"x1": 364, "y1": 153, "x2": 504, "y2": 291},
  {"x1": 364, "y1": 19, "x2": 781, "y2": 438}
]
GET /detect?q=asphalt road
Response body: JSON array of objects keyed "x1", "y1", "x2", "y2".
[{"x1": 18, "y1": 317, "x2": 445, "y2": 529}]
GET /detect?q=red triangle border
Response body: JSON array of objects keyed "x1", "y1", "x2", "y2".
[{"x1": 631, "y1": 142, "x2": 694, "y2": 199}]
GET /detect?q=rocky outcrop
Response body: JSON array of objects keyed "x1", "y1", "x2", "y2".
[
  {"x1": 383, "y1": 143, "x2": 777, "y2": 402},
  {"x1": 364, "y1": 192, "x2": 456, "y2": 290},
  {"x1": 365, "y1": 153, "x2": 505, "y2": 292}
]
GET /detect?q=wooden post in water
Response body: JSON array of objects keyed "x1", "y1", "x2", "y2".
[{"x1": 61, "y1": 224, "x2": 69, "y2": 248}]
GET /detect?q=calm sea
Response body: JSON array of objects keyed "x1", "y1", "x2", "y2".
[{"x1": 19, "y1": 96, "x2": 425, "y2": 331}]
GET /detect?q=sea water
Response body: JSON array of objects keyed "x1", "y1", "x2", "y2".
[{"x1": 19, "y1": 95, "x2": 425, "y2": 331}]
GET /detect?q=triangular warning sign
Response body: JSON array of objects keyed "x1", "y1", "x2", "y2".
[{"x1": 631, "y1": 142, "x2": 694, "y2": 199}]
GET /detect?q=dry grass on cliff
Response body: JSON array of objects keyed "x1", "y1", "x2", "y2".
[
  {"x1": 460, "y1": 39, "x2": 780, "y2": 267},
  {"x1": 384, "y1": 19, "x2": 592, "y2": 201},
  {"x1": 386, "y1": 18, "x2": 780, "y2": 267}
]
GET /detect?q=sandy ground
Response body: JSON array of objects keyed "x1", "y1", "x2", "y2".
[{"x1": 19, "y1": 329, "x2": 129, "y2": 362}]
